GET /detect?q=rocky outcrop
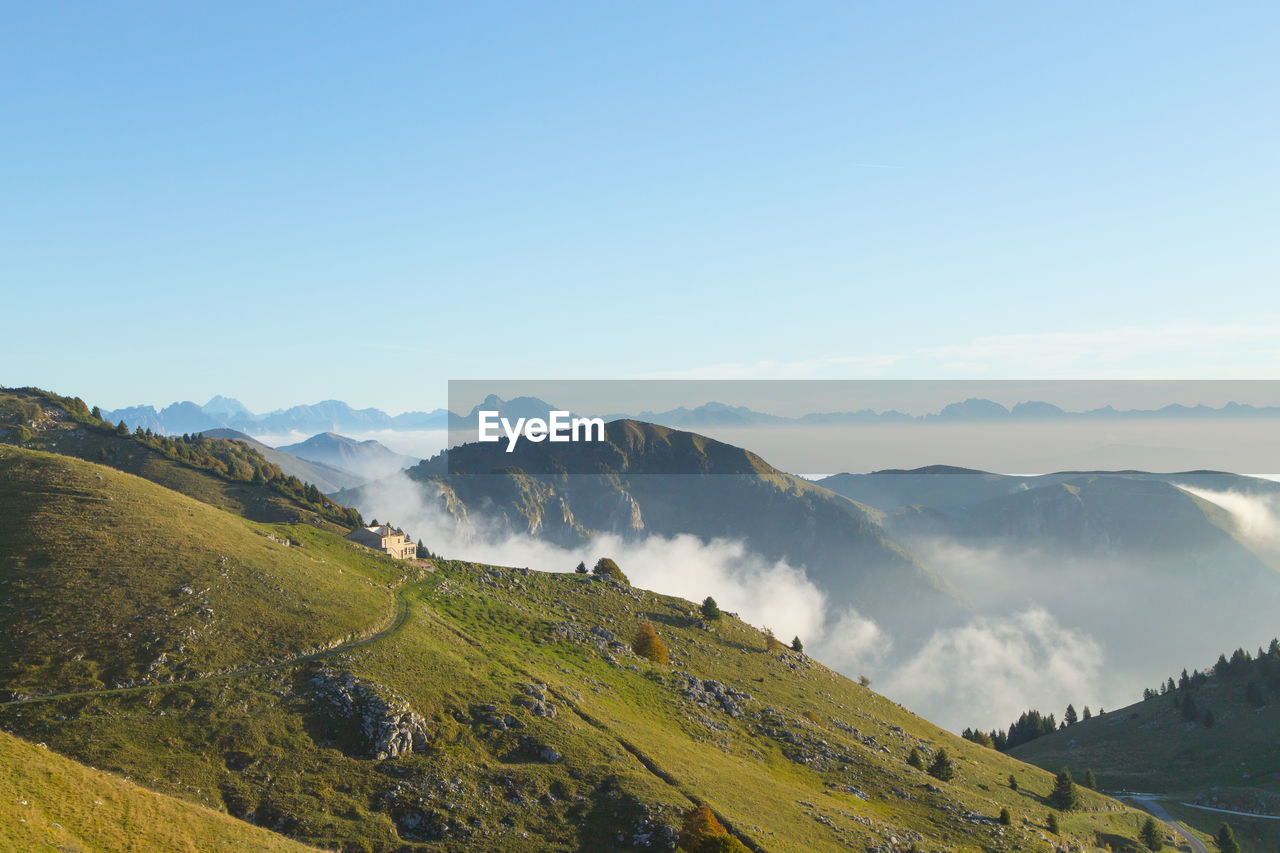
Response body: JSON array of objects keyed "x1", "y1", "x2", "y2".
[
  {"x1": 513, "y1": 682, "x2": 558, "y2": 718},
  {"x1": 672, "y1": 671, "x2": 753, "y2": 718},
  {"x1": 311, "y1": 666, "x2": 429, "y2": 760}
]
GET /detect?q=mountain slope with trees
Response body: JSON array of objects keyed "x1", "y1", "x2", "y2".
[
  {"x1": 0, "y1": 402, "x2": 1159, "y2": 851},
  {"x1": 1012, "y1": 638, "x2": 1280, "y2": 852}
]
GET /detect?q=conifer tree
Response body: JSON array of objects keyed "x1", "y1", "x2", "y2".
[
  {"x1": 1215, "y1": 823, "x2": 1240, "y2": 853},
  {"x1": 791, "y1": 636, "x2": 804, "y2": 653},
  {"x1": 1047, "y1": 813, "x2": 1059, "y2": 834},
  {"x1": 1140, "y1": 817, "x2": 1163, "y2": 851},
  {"x1": 1008, "y1": 774, "x2": 1018, "y2": 791},
  {"x1": 701, "y1": 596, "x2": 721, "y2": 620},
  {"x1": 1084, "y1": 769, "x2": 1097, "y2": 790},
  {"x1": 999, "y1": 808, "x2": 1012, "y2": 826},
  {"x1": 907, "y1": 748, "x2": 924, "y2": 770},
  {"x1": 575, "y1": 560, "x2": 587, "y2": 574},
  {"x1": 1048, "y1": 768, "x2": 1080, "y2": 811},
  {"x1": 927, "y1": 748, "x2": 955, "y2": 782},
  {"x1": 1064, "y1": 704, "x2": 1078, "y2": 726}
]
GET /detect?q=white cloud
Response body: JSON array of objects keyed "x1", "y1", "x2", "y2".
[
  {"x1": 811, "y1": 606, "x2": 893, "y2": 674},
  {"x1": 882, "y1": 608, "x2": 1104, "y2": 733},
  {"x1": 1178, "y1": 486, "x2": 1280, "y2": 552}
]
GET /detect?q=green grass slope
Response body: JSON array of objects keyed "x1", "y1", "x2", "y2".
[
  {"x1": 1013, "y1": 655, "x2": 1280, "y2": 851},
  {"x1": 1, "y1": 385, "x2": 360, "y2": 529},
  {"x1": 0, "y1": 446, "x2": 409, "y2": 697},
  {"x1": 0, "y1": 428, "x2": 1161, "y2": 851},
  {"x1": 1, "y1": 730, "x2": 320, "y2": 853}
]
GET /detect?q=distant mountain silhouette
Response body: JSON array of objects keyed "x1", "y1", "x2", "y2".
[
  {"x1": 99, "y1": 394, "x2": 1280, "y2": 440},
  {"x1": 277, "y1": 432, "x2": 417, "y2": 482}
]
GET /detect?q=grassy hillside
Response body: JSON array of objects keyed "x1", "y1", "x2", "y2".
[
  {"x1": 1013, "y1": 646, "x2": 1280, "y2": 852},
  {"x1": 1, "y1": 385, "x2": 361, "y2": 529},
  {"x1": 0, "y1": 446, "x2": 409, "y2": 697},
  {"x1": 0, "y1": 413, "x2": 1165, "y2": 851},
  {"x1": 2, "y1": 556, "x2": 1160, "y2": 851},
  {"x1": 1, "y1": 730, "x2": 320, "y2": 852}
]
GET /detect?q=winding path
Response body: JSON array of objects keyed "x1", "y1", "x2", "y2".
[
  {"x1": 0, "y1": 585, "x2": 413, "y2": 709},
  {"x1": 1129, "y1": 796, "x2": 1210, "y2": 853}
]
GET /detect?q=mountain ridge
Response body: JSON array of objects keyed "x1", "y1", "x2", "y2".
[
  {"x1": 0, "y1": 438, "x2": 1158, "y2": 851},
  {"x1": 99, "y1": 394, "x2": 1280, "y2": 440}
]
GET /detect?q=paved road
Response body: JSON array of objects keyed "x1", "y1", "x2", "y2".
[
  {"x1": 1180, "y1": 801, "x2": 1280, "y2": 821},
  {"x1": 1131, "y1": 796, "x2": 1211, "y2": 853},
  {"x1": 0, "y1": 586, "x2": 412, "y2": 709}
]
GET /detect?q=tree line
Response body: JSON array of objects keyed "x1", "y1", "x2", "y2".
[
  {"x1": 965, "y1": 636, "x2": 1280, "y2": 752},
  {"x1": 2, "y1": 386, "x2": 363, "y2": 528}
]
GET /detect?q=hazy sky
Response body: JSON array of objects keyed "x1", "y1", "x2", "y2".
[{"x1": 4, "y1": 3, "x2": 1279, "y2": 412}]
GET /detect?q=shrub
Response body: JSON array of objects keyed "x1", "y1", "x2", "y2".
[
  {"x1": 999, "y1": 808, "x2": 1012, "y2": 826},
  {"x1": 858, "y1": 675, "x2": 872, "y2": 687},
  {"x1": 1047, "y1": 812, "x2": 1059, "y2": 834},
  {"x1": 1008, "y1": 774, "x2": 1018, "y2": 791},
  {"x1": 763, "y1": 627, "x2": 785, "y2": 652},
  {"x1": 632, "y1": 622, "x2": 668, "y2": 664},
  {"x1": 679, "y1": 804, "x2": 749, "y2": 853},
  {"x1": 907, "y1": 748, "x2": 924, "y2": 770},
  {"x1": 593, "y1": 557, "x2": 629, "y2": 584}
]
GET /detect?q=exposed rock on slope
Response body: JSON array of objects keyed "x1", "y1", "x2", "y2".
[{"x1": 312, "y1": 666, "x2": 429, "y2": 760}]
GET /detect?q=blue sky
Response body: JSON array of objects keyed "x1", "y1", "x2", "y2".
[{"x1": 3, "y1": 2, "x2": 1278, "y2": 413}]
